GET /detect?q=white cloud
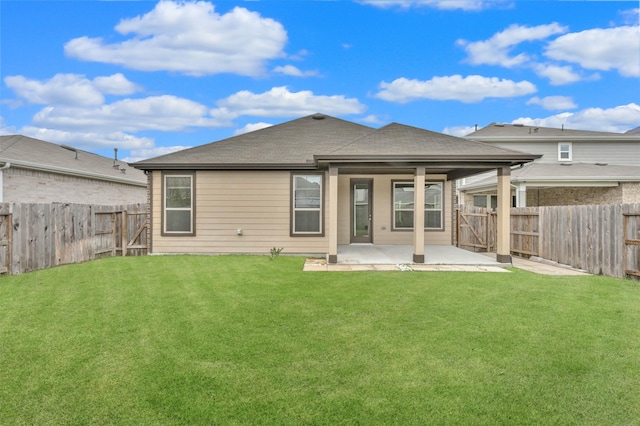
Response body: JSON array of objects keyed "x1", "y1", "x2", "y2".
[
  {"x1": 19, "y1": 126, "x2": 154, "y2": 151},
  {"x1": 64, "y1": 1, "x2": 287, "y2": 77},
  {"x1": 4, "y1": 73, "x2": 141, "y2": 107},
  {"x1": 526, "y1": 96, "x2": 577, "y2": 111},
  {"x1": 0, "y1": 117, "x2": 17, "y2": 135},
  {"x1": 442, "y1": 125, "x2": 476, "y2": 137},
  {"x1": 545, "y1": 26, "x2": 640, "y2": 77},
  {"x1": 234, "y1": 122, "x2": 273, "y2": 136},
  {"x1": 124, "y1": 146, "x2": 192, "y2": 163},
  {"x1": 375, "y1": 75, "x2": 537, "y2": 103},
  {"x1": 7, "y1": 74, "x2": 98, "y2": 107},
  {"x1": 532, "y1": 64, "x2": 587, "y2": 86},
  {"x1": 273, "y1": 65, "x2": 319, "y2": 77},
  {"x1": 92, "y1": 73, "x2": 142, "y2": 95},
  {"x1": 215, "y1": 86, "x2": 366, "y2": 117},
  {"x1": 359, "y1": 0, "x2": 491, "y2": 11},
  {"x1": 457, "y1": 23, "x2": 567, "y2": 67},
  {"x1": 32, "y1": 95, "x2": 227, "y2": 133},
  {"x1": 360, "y1": 114, "x2": 385, "y2": 125},
  {"x1": 512, "y1": 103, "x2": 640, "y2": 133}
]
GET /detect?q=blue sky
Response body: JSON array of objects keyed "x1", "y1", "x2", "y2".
[{"x1": 1, "y1": 0, "x2": 639, "y2": 162}]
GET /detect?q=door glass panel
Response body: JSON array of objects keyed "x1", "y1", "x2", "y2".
[{"x1": 354, "y1": 184, "x2": 370, "y2": 237}]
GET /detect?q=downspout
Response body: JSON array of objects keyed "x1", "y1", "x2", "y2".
[{"x1": 0, "y1": 162, "x2": 11, "y2": 203}]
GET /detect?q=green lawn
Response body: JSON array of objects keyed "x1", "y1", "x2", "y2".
[{"x1": 1, "y1": 256, "x2": 639, "y2": 425}]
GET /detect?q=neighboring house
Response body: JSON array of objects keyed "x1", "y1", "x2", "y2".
[
  {"x1": 132, "y1": 114, "x2": 538, "y2": 263},
  {"x1": 458, "y1": 123, "x2": 640, "y2": 207},
  {"x1": 0, "y1": 135, "x2": 147, "y2": 204}
]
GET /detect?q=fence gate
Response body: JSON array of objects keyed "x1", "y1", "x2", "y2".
[
  {"x1": 456, "y1": 207, "x2": 495, "y2": 252},
  {"x1": 94, "y1": 209, "x2": 148, "y2": 258}
]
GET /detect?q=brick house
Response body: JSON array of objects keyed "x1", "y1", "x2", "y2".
[
  {"x1": 458, "y1": 124, "x2": 640, "y2": 207},
  {"x1": 0, "y1": 135, "x2": 147, "y2": 204}
]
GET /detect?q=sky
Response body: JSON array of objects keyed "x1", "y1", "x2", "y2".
[{"x1": 1, "y1": 0, "x2": 639, "y2": 163}]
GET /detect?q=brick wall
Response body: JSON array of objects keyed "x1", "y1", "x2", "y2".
[
  {"x1": 3, "y1": 167, "x2": 146, "y2": 205},
  {"x1": 527, "y1": 186, "x2": 622, "y2": 206},
  {"x1": 622, "y1": 182, "x2": 640, "y2": 204}
]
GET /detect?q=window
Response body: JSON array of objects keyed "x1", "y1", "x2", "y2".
[
  {"x1": 163, "y1": 173, "x2": 194, "y2": 235},
  {"x1": 292, "y1": 174, "x2": 323, "y2": 235},
  {"x1": 425, "y1": 182, "x2": 443, "y2": 229},
  {"x1": 473, "y1": 195, "x2": 497, "y2": 209},
  {"x1": 393, "y1": 182, "x2": 414, "y2": 229},
  {"x1": 558, "y1": 142, "x2": 572, "y2": 161},
  {"x1": 393, "y1": 181, "x2": 444, "y2": 230}
]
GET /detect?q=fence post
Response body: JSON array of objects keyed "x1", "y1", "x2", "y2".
[{"x1": 121, "y1": 210, "x2": 128, "y2": 257}]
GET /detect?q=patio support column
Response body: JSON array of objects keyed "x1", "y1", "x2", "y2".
[
  {"x1": 413, "y1": 166, "x2": 425, "y2": 263},
  {"x1": 328, "y1": 166, "x2": 339, "y2": 264},
  {"x1": 496, "y1": 166, "x2": 512, "y2": 263},
  {"x1": 515, "y1": 182, "x2": 527, "y2": 207}
]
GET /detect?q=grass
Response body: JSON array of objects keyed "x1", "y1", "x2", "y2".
[{"x1": 1, "y1": 255, "x2": 639, "y2": 425}]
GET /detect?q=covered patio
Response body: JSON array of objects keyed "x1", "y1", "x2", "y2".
[{"x1": 336, "y1": 244, "x2": 504, "y2": 265}]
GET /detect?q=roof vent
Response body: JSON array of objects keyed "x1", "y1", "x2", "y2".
[
  {"x1": 561, "y1": 163, "x2": 572, "y2": 166},
  {"x1": 595, "y1": 163, "x2": 608, "y2": 166},
  {"x1": 311, "y1": 113, "x2": 325, "y2": 120}
]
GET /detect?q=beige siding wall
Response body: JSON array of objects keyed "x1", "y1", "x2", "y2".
[
  {"x1": 151, "y1": 170, "x2": 456, "y2": 255},
  {"x1": 2, "y1": 166, "x2": 146, "y2": 205},
  {"x1": 151, "y1": 170, "x2": 329, "y2": 255},
  {"x1": 337, "y1": 174, "x2": 452, "y2": 245}
]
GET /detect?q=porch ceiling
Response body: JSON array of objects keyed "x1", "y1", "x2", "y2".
[{"x1": 324, "y1": 162, "x2": 508, "y2": 180}]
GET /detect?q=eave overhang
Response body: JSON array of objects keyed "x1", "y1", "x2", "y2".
[{"x1": 133, "y1": 154, "x2": 542, "y2": 179}]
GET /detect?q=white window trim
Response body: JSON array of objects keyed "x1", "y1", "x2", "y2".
[
  {"x1": 291, "y1": 173, "x2": 324, "y2": 236},
  {"x1": 558, "y1": 142, "x2": 572, "y2": 162},
  {"x1": 163, "y1": 173, "x2": 194, "y2": 235}
]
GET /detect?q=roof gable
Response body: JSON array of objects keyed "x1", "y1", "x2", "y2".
[
  {"x1": 0, "y1": 135, "x2": 146, "y2": 185},
  {"x1": 133, "y1": 114, "x2": 540, "y2": 172},
  {"x1": 322, "y1": 122, "x2": 530, "y2": 158},
  {"x1": 134, "y1": 114, "x2": 375, "y2": 167}
]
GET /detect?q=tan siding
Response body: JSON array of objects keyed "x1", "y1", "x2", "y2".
[
  {"x1": 152, "y1": 170, "x2": 328, "y2": 255},
  {"x1": 152, "y1": 170, "x2": 454, "y2": 256},
  {"x1": 337, "y1": 174, "x2": 453, "y2": 246}
]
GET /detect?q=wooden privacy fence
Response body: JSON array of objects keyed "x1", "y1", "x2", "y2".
[
  {"x1": 0, "y1": 202, "x2": 148, "y2": 275},
  {"x1": 456, "y1": 203, "x2": 640, "y2": 279}
]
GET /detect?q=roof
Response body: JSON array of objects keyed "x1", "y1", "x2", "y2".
[
  {"x1": 133, "y1": 114, "x2": 540, "y2": 172},
  {"x1": 459, "y1": 162, "x2": 640, "y2": 192},
  {"x1": 466, "y1": 123, "x2": 640, "y2": 142},
  {"x1": 0, "y1": 135, "x2": 146, "y2": 186}
]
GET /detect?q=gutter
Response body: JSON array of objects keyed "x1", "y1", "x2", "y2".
[{"x1": 1, "y1": 158, "x2": 146, "y2": 187}]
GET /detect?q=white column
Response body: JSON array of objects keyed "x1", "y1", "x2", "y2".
[
  {"x1": 496, "y1": 166, "x2": 511, "y2": 263},
  {"x1": 328, "y1": 166, "x2": 339, "y2": 264},
  {"x1": 515, "y1": 182, "x2": 527, "y2": 207},
  {"x1": 413, "y1": 167, "x2": 425, "y2": 263}
]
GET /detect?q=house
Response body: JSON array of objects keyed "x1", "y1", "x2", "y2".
[
  {"x1": 0, "y1": 135, "x2": 147, "y2": 205},
  {"x1": 132, "y1": 114, "x2": 539, "y2": 264},
  {"x1": 458, "y1": 124, "x2": 640, "y2": 207}
]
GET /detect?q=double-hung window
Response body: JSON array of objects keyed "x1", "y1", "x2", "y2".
[
  {"x1": 292, "y1": 174, "x2": 323, "y2": 235},
  {"x1": 163, "y1": 172, "x2": 195, "y2": 235},
  {"x1": 558, "y1": 142, "x2": 572, "y2": 161},
  {"x1": 393, "y1": 181, "x2": 444, "y2": 230}
]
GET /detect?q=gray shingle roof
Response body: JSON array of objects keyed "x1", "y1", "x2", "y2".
[
  {"x1": 467, "y1": 123, "x2": 640, "y2": 140},
  {"x1": 0, "y1": 135, "x2": 146, "y2": 185},
  {"x1": 320, "y1": 122, "x2": 532, "y2": 158},
  {"x1": 134, "y1": 114, "x2": 539, "y2": 170},
  {"x1": 459, "y1": 162, "x2": 640, "y2": 191}
]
